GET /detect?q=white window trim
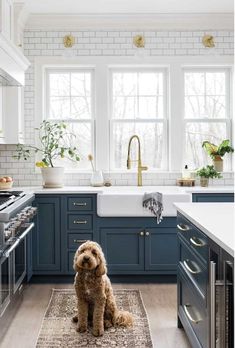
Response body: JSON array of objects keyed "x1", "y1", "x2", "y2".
[{"x1": 34, "y1": 56, "x2": 233, "y2": 173}]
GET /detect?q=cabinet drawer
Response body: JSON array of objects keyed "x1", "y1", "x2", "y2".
[
  {"x1": 177, "y1": 214, "x2": 208, "y2": 262},
  {"x1": 68, "y1": 233, "x2": 93, "y2": 249},
  {"x1": 68, "y1": 215, "x2": 93, "y2": 230},
  {"x1": 178, "y1": 270, "x2": 208, "y2": 348},
  {"x1": 68, "y1": 197, "x2": 93, "y2": 211},
  {"x1": 179, "y1": 239, "x2": 207, "y2": 299}
]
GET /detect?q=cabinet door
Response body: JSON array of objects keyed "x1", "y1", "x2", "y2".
[
  {"x1": 145, "y1": 228, "x2": 177, "y2": 272},
  {"x1": 33, "y1": 197, "x2": 61, "y2": 272},
  {"x1": 100, "y1": 228, "x2": 144, "y2": 272}
]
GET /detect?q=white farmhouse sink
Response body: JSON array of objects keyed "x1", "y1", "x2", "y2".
[{"x1": 97, "y1": 187, "x2": 191, "y2": 217}]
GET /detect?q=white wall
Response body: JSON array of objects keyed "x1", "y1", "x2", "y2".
[{"x1": 0, "y1": 28, "x2": 234, "y2": 187}]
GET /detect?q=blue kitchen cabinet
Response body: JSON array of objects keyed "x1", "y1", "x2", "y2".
[
  {"x1": 33, "y1": 196, "x2": 61, "y2": 273},
  {"x1": 100, "y1": 227, "x2": 145, "y2": 272},
  {"x1": 145, "y1": 227, "x2": 178, "y2": 272},
  {"x1": 98, "y1": 217, "x2": 177, "y2": 274},
  {"x1": 192, "y1": 193, "x2": 234, "y2": 202}
]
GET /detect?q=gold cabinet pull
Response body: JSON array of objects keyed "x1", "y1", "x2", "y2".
[
  {"x1": 183, "y1": 304, "x2": 202, "y2": 324},
  {"x1": 145, "y1": 231, "x2": 150, "y2": 236},
  {"x1": 177, "y1": 223, "x2": 190, "y2": 232},
  {"x1": 73, "y1": 220, "x2": 88, "y2": 224},
  {"x1": 73, "y1": 239, "x2": 87, "y2": 243},
  {"x1": 183, "y1": 260, "x2": 200, "y2": 274},
  {"x1": 73, "y1": 202, "x2": 87, "y2": 206},
  {"x1": 190, "y1": 236, "x2": 205, "y2": 247},
  {"x1": 140, "y1": 231, "x2": 144, "y2": 236}
]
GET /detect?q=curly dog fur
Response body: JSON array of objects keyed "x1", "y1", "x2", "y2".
[{"x1": 73, "y1": 241, "x2": 133, "y2": 337}]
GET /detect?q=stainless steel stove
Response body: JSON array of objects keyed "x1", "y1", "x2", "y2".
[{"x1": 0, "y1": 190, "x2": 37, "y2": 325}]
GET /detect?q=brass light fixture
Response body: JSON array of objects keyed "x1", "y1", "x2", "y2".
[
  {"x1": 133, "y1": 35, "x2": 145, "y2": 48},
  {"x1": 202, "y1": 35, "x2": 215, "y2": 48},
  {"x1": 63, "y1": 34, "x2": 75, "y2": 48}
]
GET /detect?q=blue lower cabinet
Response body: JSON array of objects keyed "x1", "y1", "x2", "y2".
[
  {"x1": 145, "y1": 228, "x2": 177, "y2": 272},
  {"x1": 192, "y1": 193, "x2": 234, "y2": 202},
  {"x1": 178, "y1": 268, "x2": 209, "y2": 348},
  {"x1": 33, "y1": 196, "x2": 61, "y2": 273},
  {"x1": 100, "y1": 228, "x2": 145, "y2": 272}
]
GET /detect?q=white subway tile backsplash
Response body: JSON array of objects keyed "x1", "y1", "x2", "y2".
[{"x1": 0, "y1": 28, "x2": 233, "y2": 187}]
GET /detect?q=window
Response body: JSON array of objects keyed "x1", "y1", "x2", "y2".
[
  {"x1": 110, "y1": 69, "x2": 167, "y2": 170},
  {"x1": 45, "y1": 68, "x2": 94, "y2": 169},
  {"x1": 184, "y1": 69, "x2": 231, "y2": 170}
]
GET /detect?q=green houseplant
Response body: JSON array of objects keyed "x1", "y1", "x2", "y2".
[
  {"x1": 202, "y1": 139, "x2": 234, "y2": 172},
  {"x1": 196, "y1": 165, "x2": 222, "y2": 187},
  {"x1": 14, "y1": 120, "x2": 80, "y2": 188}
]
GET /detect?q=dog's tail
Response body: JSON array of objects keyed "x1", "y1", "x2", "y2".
[{"x1": 115, "y1": 310, "x2": 134, "y2": 328}]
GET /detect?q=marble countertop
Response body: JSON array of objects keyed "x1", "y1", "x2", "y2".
[
  {"x1": 10, "y1": 185, "x2": 234, "y2": 195},
  {"x1": 174, "y1": 202, "x2": 234, "y2": 257}
]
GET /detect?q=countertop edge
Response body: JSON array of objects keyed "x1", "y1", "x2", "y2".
[{"x1": 175, "y1": 204, "x2": 234, "y2": 257}]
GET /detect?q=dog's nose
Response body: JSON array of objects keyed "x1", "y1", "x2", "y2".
[{"x1": 83, "y1": 255, "x2": 90, "y2": 262}]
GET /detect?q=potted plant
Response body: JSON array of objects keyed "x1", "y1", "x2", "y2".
[
  {"x1": 196, "y1": 165, "x2": 222, "y2": 187},
  {"x1": 14, "y1": 120, "x2": 80, "y2": 188},
  {"x1": 202, "y1": 139, "x2": 234, "y2": 172}
]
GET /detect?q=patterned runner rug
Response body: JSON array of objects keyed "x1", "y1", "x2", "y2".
[{"x1": 36, "y1": 289, "x2": 153, "y2": 348}]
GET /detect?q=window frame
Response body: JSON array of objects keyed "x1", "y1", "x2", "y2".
[
  {"x1": 44, "y1": 67, "x2": 95, "y2": 171},
  {"x1": 108, "y1": 67, "x2": 169, "y2": 171},
  {"x1": 182, "y1": 67, "x2": 232, "y2": 170}
]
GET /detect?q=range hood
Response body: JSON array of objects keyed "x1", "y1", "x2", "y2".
[{"x1": 0, "y1": 35, "x2": 30, "y2": 86}]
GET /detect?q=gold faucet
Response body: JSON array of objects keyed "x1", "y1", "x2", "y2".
[{"x1": 127, "y1": 135, "x2": 148, "y2": 186}]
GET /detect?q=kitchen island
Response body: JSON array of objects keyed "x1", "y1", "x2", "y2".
[{"x1": 175, "y1": 202, "x2": 234, "y2": 348}]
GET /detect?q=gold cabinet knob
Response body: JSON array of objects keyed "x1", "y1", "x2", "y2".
[{"x1": 140, "y1": 231, "x2": 144, "y2": 236}]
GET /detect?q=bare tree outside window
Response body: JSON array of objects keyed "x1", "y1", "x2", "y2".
[
  {"x1": 46, "y1": 70, "x2": 93, "y2": 169},
  {"x1": 111, "y1": 70, "x2": 166, "y2": 170},
  {"x1": 184, "y1": 70, "x2": 230, "y2": 170}
]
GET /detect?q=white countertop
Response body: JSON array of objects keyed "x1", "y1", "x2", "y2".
[
  {"x1": 175, "y1": 202, "x2": 235, "y2": 257},
  {"x1": 10, "y1": 185, "x2": 234, "y2": 195}
]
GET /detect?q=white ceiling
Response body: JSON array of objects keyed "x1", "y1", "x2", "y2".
[{"x1": 15, "y1": 0, "x2": 234, "y2": 14}]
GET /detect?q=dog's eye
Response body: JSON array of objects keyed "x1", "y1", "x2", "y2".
[
  {"x1": 92, "y1": 249, "x2": 97, "y2": 255},
  {"x1": 80, "y1": 249, "x2": 85, "y2": 253}
]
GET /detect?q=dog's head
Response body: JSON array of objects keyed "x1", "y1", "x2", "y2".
[{"x1": 73, "y1": 241, "x2": 107, "y2": 276}]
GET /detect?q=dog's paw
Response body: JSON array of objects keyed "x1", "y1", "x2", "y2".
[
  {"x1": 76, "y1": 324, "x2": 87, "y2": 333},
  {"x1": 72, "y1": 315, "x2": 78, "y2": 323},
  {"x1": 104, "y1": 319, "x2": 112, "y2": 329},
  {"x1": 92, "y1": 326, "x2": 104, "y2": 337}
]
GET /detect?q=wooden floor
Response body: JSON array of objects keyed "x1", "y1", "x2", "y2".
[{"x1": 0, "y1": 283, "x2": 191, "y2": 348}]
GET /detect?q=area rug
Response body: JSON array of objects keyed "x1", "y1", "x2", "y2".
[{"x1": 36, "y1": 289, "x2": 153, "y2": 348}]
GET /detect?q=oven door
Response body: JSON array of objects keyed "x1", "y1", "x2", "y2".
[
  {"x1": 13, "y1": 223, "x2": 34, "y2": 294},
  {"x1": 0, "y1": 253, "x2": 11, "y2": 317}
]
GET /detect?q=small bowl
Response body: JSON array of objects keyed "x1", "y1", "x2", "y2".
[{"x1": 0, "y1": 181, "x2": 14, "y2": 190}]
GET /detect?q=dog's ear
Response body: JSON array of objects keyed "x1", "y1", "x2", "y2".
[
  {"x1": 73, "y1": 250, "x2": 80, "y2": 273},
  {"x1": 95, "y1": 250, "x2": 107, "y2": 277}
]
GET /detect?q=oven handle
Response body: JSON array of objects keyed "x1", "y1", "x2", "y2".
[
  {"x1": 4, "y1": 239, "x2": 20, "y2": 258},
  {"x1": 18, "y1": 222, "x2": 35, "y2": 240}
]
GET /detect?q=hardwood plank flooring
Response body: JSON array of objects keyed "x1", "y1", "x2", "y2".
[{"x1": 0, "y1": 283, "x2": 191, "y2": 348}]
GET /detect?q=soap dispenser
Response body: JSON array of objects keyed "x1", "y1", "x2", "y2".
[{"x1": 182, "y1": 165, "x2": 191, "y2": 179}]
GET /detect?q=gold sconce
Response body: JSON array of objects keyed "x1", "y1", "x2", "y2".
[
  {"x1": 63, "y1": 35, "x2": 75, "y2": 48},
  {"x1": 202, "y1": 35, "x2": 215, "y2": 48},
  {"x1": 133, "y1": 35, "x2": 145, "y2": 48}
]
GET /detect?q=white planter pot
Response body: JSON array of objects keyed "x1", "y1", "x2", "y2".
[{"x1": 41, "y1": 167, "x2": 64, "y2": 188}]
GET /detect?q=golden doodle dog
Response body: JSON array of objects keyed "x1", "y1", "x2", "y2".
[{"x1": 73, "y1": 241, "x2": 133, "y2": 337}]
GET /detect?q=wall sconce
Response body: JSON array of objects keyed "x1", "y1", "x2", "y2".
[
  {"x1": 202, "y1": 35, "x2": 215, "y2": 48},
  {"x1": 63, "y1": 35, "x2": 75, "y2": 48},
  {"x1": 133, "y1": 35, "x2": 145, "y2": 48}
]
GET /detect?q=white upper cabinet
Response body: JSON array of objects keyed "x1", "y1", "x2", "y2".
[{"x1": 0, "y1": 0, "x2": 13, "y2": 41}]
